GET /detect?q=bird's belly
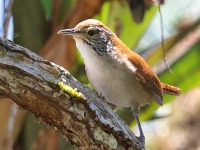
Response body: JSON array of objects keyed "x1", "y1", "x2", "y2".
[{"x1": 85, "y1": 58, "x2": 152, "y2": 107}]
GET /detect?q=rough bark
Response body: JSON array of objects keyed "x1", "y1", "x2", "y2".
[{"x1": 0, "y1": 38, "x2": 144, "y2": 150}]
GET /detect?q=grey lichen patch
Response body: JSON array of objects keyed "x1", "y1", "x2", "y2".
[
  {"x1": 61, "y1": 111, "x2": 72, "y2": 128},
  {"x1": 35, "y1": 82, "x2": 53, "y2": 92},
  {"x1": 58, "y1": 81, "x2": 84, "y2": 99},
  {"x1": 53, "y1": 92, "x2": 61, "y2": 97},
  {"x1": 89, "y1": 120, "x2": 95, "y2": 128},
  {"x1": 77, "y1": 115, "x2": 83, "y2": 120},
  {"x1": 1, "y1": 70, "x2": 21, "y2": 94},
  {"x1": 73, "y1": 103, "x2": 86, "y2": 119},
  {"x1": 0, "y1": 47, "x2": 6, "y2": 57},
  {"x1": 18, "y1": 54, "x2": 33, "y2": 64},
  {"x1": 8, "y1": 69, "x2": 16, "y2": 76},
  {"x1": 18, "y1": 76, "x2": 35, "y2": 88},
  {"x1": 93, "y1": 127, "x2": 117, "y2": 149},
  {"x1": 13, "y1": 52, "x2": 31, "y2": 63},
  {"x1": 62, "y1": 135, "x2": 69, "y2": 142},
  {"x1": 82, "y1": 128, "x2": 88, "y2": 134},
  {"x1": 53, "y1": 89, "x2": 66, "y2": 97},
  {"x1": 40, "y1": 63, "x2": 60, "y2": 77},
  {"x1": 77, "y1": 103, "x2": 85, "y2": 110},
  {"x1": 127, "y1": 146, "x2": 135, "y2": 150},
  {"x1": 34, "y1": 116, "x2": 43, "y2": 124},
  {"x1": 63, "y1": 120, "x2": 71, "y2": 128},
  {"x1": 0, "y1": 85, "x2": 7, "y2": 92},
  {"x1": 23, "y1": 90, "x2": 38, "y2": 102},
  {"x1": 54, "y1": 126, "x2": 58, "y2": 132},
  {"x1": 64, "y1": 93, "x2": 70, "y2": 99}
]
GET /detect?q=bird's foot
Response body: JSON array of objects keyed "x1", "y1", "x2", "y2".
[{"x1": 137, "y1": 135, "x2": 145, "y2": 149}]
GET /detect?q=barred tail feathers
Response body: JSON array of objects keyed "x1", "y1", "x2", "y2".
[{"x1": 162, "y1": 83, "x2": 181, "y2": 96}]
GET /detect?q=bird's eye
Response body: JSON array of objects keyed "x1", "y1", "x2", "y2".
[{"x1": 87, "y1": 30, "x2": 95, "y2": 36}]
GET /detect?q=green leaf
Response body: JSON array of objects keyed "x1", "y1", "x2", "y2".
[
  {"x1": 13, "y1": 0, "x2": 50, "y2": 53},
  {"x1": 95, "y1": 1, "x2": 157, "y2": 49},
  {"x1": 39, "y1": 0, "x2": 53, "y2": 20}
]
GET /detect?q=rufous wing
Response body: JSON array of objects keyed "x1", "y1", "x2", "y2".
[{"x1": 127, "y1": 52, "x2": 163, "y2": 106}]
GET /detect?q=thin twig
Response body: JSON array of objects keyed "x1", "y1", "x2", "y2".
[{"x1": 158, "y1": 4, "x2": 172, "y2": 74}]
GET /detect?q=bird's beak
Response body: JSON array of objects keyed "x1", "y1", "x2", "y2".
[{"x1": 57, "y1": 29, "x2": 80, "y2": 37}]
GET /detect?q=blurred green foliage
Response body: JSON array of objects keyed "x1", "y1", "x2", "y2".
[
  {"x1": 139, "y1": 42, "x2": 200, "y2": 125},
  {"x1": 13, "y1": 0, "x2": 50, "y2": 53},
  {"x1": 95, "y1": 1, "x2": 157, "y2": 49},
  {"x1": 40, "y1": 0, "x2": 52, "y2": 19}
]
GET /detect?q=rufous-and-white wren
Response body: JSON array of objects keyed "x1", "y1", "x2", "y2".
[{"x1": 57, "y1": 19, "x2": 181, "y2": 142}]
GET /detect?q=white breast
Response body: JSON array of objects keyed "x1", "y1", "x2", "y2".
[{"x1": 74, "y1": 38, "x2": 152, "y2": 107}]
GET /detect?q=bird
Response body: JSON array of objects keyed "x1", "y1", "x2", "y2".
[{"x1": 57, "y1": 19, "x2": 181, "y2": 143}]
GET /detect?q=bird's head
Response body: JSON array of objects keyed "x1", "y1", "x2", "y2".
[{"x1": 57, "y1": 19, "x2": 115, "y2": 55}]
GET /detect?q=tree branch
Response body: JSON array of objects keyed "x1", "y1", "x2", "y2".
[{"x1": 0, "y1": 37, "x2": 144, "y2": 150}]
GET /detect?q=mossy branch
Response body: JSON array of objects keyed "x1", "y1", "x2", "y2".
[{"x1": 0, "y1": 37, "x2": 144, "y2": 150}]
